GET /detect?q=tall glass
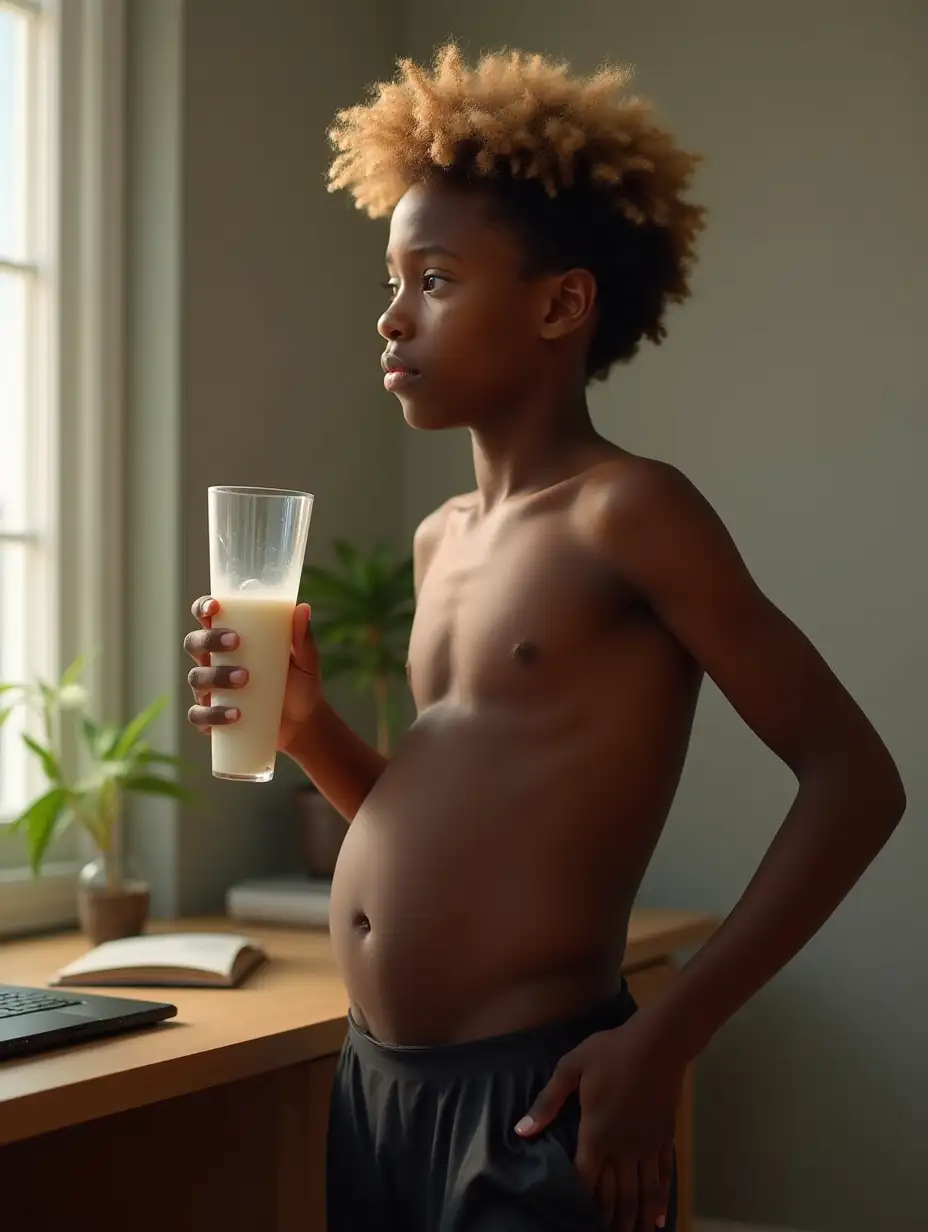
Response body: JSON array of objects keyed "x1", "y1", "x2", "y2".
[{"x1": 207, "y1": 486, "x2": 314, "y2": 782}]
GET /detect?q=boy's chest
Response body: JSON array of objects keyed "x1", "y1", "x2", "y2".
[{"x1": 407, "y1": 511, "x2": 621, "y2": 707}]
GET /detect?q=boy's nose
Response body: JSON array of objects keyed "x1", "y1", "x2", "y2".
[
  {"x1": 378, "y1": 313, "x2": 403, "y2": 341},
  {"x1": 378, "y1": 300, "x2": 413, "y2": 342}
]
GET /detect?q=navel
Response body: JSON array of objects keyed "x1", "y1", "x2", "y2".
[
  {"x1": 353, "y1": 912, "x2": 372, "y2": 934},
  {"x1": 511, "y1": 639, "x2": 540, "y2": 665}
]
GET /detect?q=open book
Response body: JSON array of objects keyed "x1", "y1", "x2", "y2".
[{"x1": 51, "y1": 932, "x2": 268, "y2": 989}]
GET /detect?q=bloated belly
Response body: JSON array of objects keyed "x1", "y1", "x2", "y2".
[{"x1": 327, "y1": 705, "x2": 654, "y2": 1044}]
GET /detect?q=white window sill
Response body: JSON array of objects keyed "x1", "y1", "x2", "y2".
[{"x1": 0, "y1": 863, "x2": 80, "y2": 938}]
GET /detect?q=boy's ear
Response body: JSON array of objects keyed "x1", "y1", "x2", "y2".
[{"x1": 538, "y1": 268, "x2": 597, "y2": 340}]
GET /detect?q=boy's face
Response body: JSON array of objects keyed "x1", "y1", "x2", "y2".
[{"x1": 379, "y1": 181, "x2": 554, "y2": 430}]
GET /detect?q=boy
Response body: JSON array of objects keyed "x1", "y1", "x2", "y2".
[{"x1": 184, "y1": 47, "x2": 905, "y2": 1232}]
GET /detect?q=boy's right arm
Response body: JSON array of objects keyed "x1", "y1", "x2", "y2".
[
  {"x1": 282, "y1": 701, "x2": 388, "y2": 820},
  {"x1": 280, "y1": 498, "x2": 451, "y2": 814}
]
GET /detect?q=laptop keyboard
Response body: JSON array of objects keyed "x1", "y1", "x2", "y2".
[{"x1": 0, "y1": 986, "x2": 78, "y2": 1019}]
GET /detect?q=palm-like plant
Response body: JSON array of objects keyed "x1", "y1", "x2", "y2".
[{"x1": 299, "y1": 540, "x2": 414, "y2": 755}]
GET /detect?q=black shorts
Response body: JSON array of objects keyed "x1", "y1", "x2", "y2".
[{"x1": 327, "y1": 982, "x2": 678, "y2": 1231}]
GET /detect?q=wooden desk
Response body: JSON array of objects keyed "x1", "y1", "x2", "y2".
[{"x1": 0, "y1": 911, "x2": 715, "y2": 1231}]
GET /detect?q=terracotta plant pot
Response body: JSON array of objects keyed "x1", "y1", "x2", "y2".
[
  {"x1": 295, "y1": 787, "x2": 346, "y2": 880},
  {"x1": 77, "y1": 882, "x2": 150, "y2": 947}
]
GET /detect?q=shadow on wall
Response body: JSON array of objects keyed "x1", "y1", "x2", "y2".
[{"x1": 697, "y1": 975, "x2": 908, "y2": 1231}]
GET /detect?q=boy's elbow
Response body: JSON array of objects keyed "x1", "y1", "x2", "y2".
[
  {"x1": 852, "y1": 735, "x2": 907, "y2": 830},
  {"x1": 809, "y1": 721, "x2": 906, "y2": 832},
  {"x1": 882, "y1": 760, "x2": 907, "y2": 825}
]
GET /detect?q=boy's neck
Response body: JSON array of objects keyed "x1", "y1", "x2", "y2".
[{"x1": 469, "y1": 388, "x2": 607, "y2": 511}]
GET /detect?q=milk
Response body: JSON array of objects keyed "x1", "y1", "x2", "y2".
[{"x1": 208, "y1": 592, "x2": 295, "y2": 781}]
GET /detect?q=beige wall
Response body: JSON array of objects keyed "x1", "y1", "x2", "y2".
[
  {"x1": 125, "y1": 0, "x2": 401, "y2": 914},
  {"x1": 401, "y1": 2, "x2": 927, "y2": 1230}
]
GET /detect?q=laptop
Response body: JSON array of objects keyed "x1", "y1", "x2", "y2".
[{"x1": 0, "y1": 984, "x2": 177, "y2": 1060}]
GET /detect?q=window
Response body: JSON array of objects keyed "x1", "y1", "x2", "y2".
[
  {"x1": 0, "y1": 0, "x2": 125, "y2": 930},
  {"x1": 0, "y1": 0, "x2": 55, "y2": 827}
]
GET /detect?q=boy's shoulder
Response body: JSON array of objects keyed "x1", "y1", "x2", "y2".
[
  {"x1": 573, "y1": 451, "x2": 737, "y2": 594},
  {"x1": 575, "y1": 451, "x2": 708, "y2": 538},
  {"x1": 412, "y1": 491, "x2": 480, "y2": 591},
  {"x1": 413, "y1": 490, "x2": 479, "y2": 547}
]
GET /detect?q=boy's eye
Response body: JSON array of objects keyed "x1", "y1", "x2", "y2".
[{"x1": 381, "y1": 273, "x2": 448, "y2": 298}]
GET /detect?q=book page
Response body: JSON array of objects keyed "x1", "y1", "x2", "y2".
[{"x1": 57, "y1": 933, "x2": 260, "y2": 979}]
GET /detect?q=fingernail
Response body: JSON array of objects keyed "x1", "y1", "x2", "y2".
[
  {"x1": 220, "y1": 633, "x2": 237, "y2": 648},
  {"x1": 514, "y1": 1117, "x2": 534, "y2": 1135},
  {"x1": 657, "y1": 1218, "x2": 666, "y2": 1228},
  {"x1": 201, "y1": 599, "x2": 216, "y2": 615},
  {"x1": 224, "y1": 707, "x2": 240, "y2": 720},
  {"x1": 229, "y1": 669, "x2": 247, "y2": 685}
]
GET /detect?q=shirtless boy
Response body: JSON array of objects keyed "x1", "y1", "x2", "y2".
[{"x1": 184, "y1": 47, "x2": 905, "y2": 1232}]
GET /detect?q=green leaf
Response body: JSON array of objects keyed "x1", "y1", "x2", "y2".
[
  {"x1": 301, "y1": 543, "x2": 414, "y2": 719},
  {"x1": 121, "y1": 773, "x2": 194, "y2": 804},
  {"x1": 96, "y1": 725, "x2": 122, "y2": 759},
  {"x1": 14, "y1": 787, "x2": 72, "y2": 875},
  {"x1": 318, "y1": 647, "x2": 365, "y2": 682},
  {"x1": 373, "y1": 542, "x2": 395, "y2": 576},
  {"x1": 361, "y1": 544, "x2": 392, "y2": 595},
  {"x1": 333, "y1": 538, "x2": 366, "y2": 585},
  {"x1": 82, "y1": 714, "x2": 123, "y2": 762},
  {"x1": 67, "y1": 792, "x2": 107, "y2": 850},
  {"x1": 311, "y1": 618, "x2": 373, "y2": 647},
  {"x1": 299, "y1": 564, "x2": 363, "y2": 606},
  {"x1": 75, "y1": 753, "x2": 133, "y2": 796},
  {"x1": 61, "y1": 651, "x2": 94, "y2": 688},
  {"x1": 112, "y1": 695, "x2": 167, "y2": 759},
  {"x1": 330, "y1": 642, "x2": 377, "y2": 675},
  {"x1": 93, "y1": 758, "x2": 133, "y2": 785},
  {"x1": 307, "y1": 560, "x2": 352, "y2": 584},
  {"x1": 135, "y1": 748, "x2": 187, "y2": 769},
  {"x1": 0, "y1": 683, "x2": 23, "y2": 696},
  {"x1": 0, "y1": 707, "x2": 11, "y2": 730},
  {"x1": 300, "y1": 546, "x2": 414, "y2": 626},
  {"x1": 376, "y1": 608, "x2": 415, "y2": 637},
  {"x1": 389, "y1": 555, "x2": 415, "y2": 592},
  {"x1": 21, "y1": 733, "x2": 62, "y2": 783}
]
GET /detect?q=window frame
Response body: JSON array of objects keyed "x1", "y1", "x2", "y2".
[{"x1": 0, "y1": 0, "x2": 125, "y2": 934}]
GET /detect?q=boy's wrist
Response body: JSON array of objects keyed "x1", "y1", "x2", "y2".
[
  {"x1": 632, "y1": 975, "x2": 717, "y2": 1066},
  {"x1": 280, "y1": 698, "x2": 329, "y2": 759}
]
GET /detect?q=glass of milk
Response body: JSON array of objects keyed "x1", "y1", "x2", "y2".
[{"x1": 207, "y1": 485, "x2": 314, "y2": 782}]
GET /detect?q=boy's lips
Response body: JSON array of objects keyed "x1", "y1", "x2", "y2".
[{"x1": 381, "y1": 351, "x2": 421, "y2": 392}]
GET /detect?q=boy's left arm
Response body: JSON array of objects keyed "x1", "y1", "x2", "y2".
[{"x1": 518, "y1": 461, "x2": 906, "y2": 1229}]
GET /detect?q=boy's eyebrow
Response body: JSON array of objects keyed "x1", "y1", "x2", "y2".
[{"x1": 385, "y1": 243, "x2": 461, "y2": 265}]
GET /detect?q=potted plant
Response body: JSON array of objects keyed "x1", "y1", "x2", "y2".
[
  {"x1": 0, "y1": 656, "x2": 191, "y2": 944},
  {"x1": 294, "y1": 540, "x2": 414, "y2": 878}
]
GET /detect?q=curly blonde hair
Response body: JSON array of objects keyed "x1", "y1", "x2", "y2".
[{"x1": 328, "y1": 45, "x2": 706, "y2": 380}]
